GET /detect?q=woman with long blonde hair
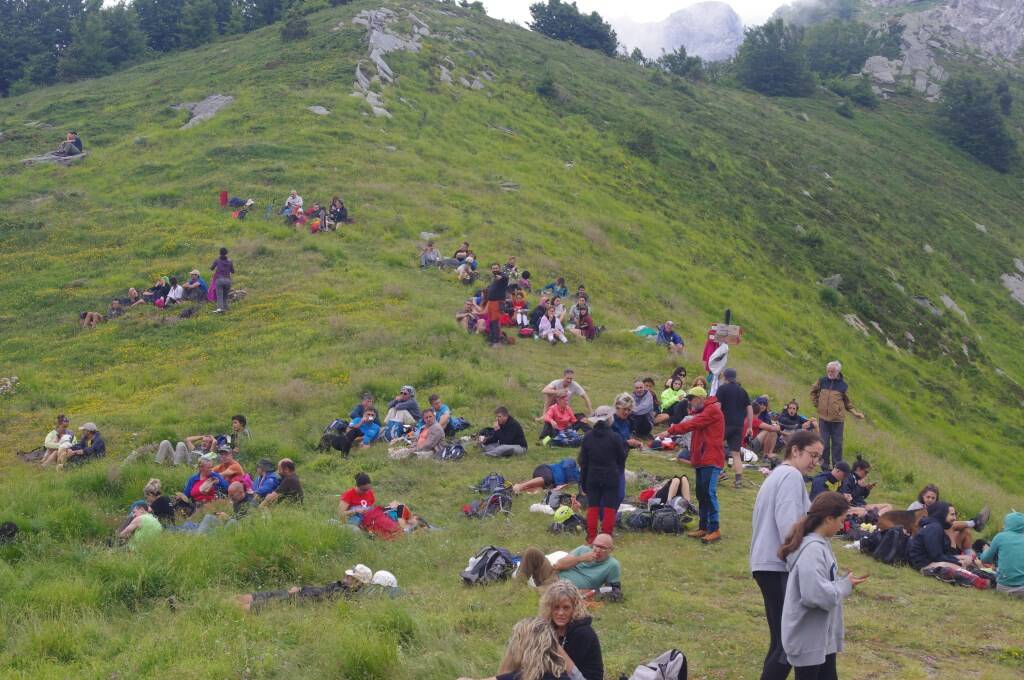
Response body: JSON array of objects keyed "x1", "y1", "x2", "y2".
[
  {"x1": 457, "y1": 617, "x2": 569, "y2": 680},
  {"x1": 538, "y1": 581, "x2": 603, "y2": 680}
]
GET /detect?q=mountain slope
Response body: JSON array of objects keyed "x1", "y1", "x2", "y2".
[
  {"x1": 0, "y1": 2, "x2": 1023, "y2": 678},
  {"x1": 613, "y1": 1, "x2": 744, "y2": 60}
]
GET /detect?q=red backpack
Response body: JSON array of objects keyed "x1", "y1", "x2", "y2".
[{"x1": 361, "y1": 506, "x2": 400, "y2": 539}]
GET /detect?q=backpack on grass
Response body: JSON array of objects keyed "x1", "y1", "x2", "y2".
[
  {"x1": 625, "y1": 649, "x2": 688, "y2": 680},
  {"x1": 460, "y1": 546, "x2": 515, "y2": 585},
  {"x1": 463, "y1": 489, "x2": 512, "y2": 519},
  {"x1": 474, "y1": 473, "x2": 506, "y2": 494},
  {"x1": 871, "y1": 527, "x2": 910, "y2": 566},
  {"x1": 439, "y1": 443, "x2": 465, "y2": 461},
  {"x1": 650, "y1": 507, "x2": 683, "y2": 534}
]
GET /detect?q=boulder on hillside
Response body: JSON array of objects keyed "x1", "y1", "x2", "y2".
[
  {"x1": 820, "y1": 274, "x2": 843, "y2": 290},
  {"x1": 172, "y1": 94, "x2": 234, "y2": 129}
]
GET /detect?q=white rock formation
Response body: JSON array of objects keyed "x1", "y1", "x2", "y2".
[{"x1": 172, "y1": 95, "x2": 234, "y2": 129}]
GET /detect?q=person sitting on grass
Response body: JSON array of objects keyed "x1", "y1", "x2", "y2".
[
  {"x1": 480, "y1": 406, "x2": 529, "y2": 457},
  {"x1": 540, "y1": 394, "x2": 577, "y2": 442},
  {"x1": 328, "y1": 195, "x2": 348, "y2": 226},
  {"x1": 420, "y1": 241, "x2": 441, "y2": 268},
  {"x1": 424, "y1": 394, "x2": 452, "y2": 433},
  {"x1": 568, "y1": 302, "x2": 597, "y2": 341},
  {"x1": 337, "y1": 408, "x2": 381, "y2": 455},
  {"x1": 528, "y1": 292, "x2": 551, "y2": 330},
  {"x1": 125, "y1": 287, "x2": 145, "y2": 307},
  {"x1": 908, "y1": 501, "x2": 977, "y2": 572},
  {"x1": 175, "y1": 458, "x2": 228, "y2": 512},
  {"x1": 57, "y1": 422, "x2": 106, "y2": 468},
  {"x1": 142, "y1": 276, "x2": 170, "y2": 304},
  {"x1": 154, "y1": 433, "x2": 215, "y2": 466},
  {"x1": 281, "y1": 190, "x2": 303, "y2": 215},
  {"x1": 238, "y1": 563, "x2": 372, "y2": 613},
  {"x1": 838, "y1": 456, "x2": 892, "y2": 517},
  {"x1": 388, "y1": 408, "x2": 445, "y2": 460},
  {"x1": 164, "y1": 276, "x2": 184, "y2": 305},
  {"x1": 541, "y1": 277, "x2": 568, "y2": 299},
  {"x1": 182, "y1": 269, "x2": 208, "y2": 302},
  {"x1": 227, "y1": 414, "x2": 250, "y2": 455},
  {"x1": 183, "y1": 482, "x2": 253, "y2": 534},
  {"x1": 516, "y1": 533, "x2": 622, "y2": 598},
  {"x1": 457, "y1": 616, "x2": 571, "y2": 680},
  {"x1": 539, "y1": 306, "x2": 569, "y2": 344},
  {"x1": 809, "y1": 461, "x2": 851, "y2": 500},
  {"x1": 54, "y1": 130, "x2": 83, "y2": 156},
  {"x1": 212, "y1": 445, "x2": 247, "y2": 486},
  {"x1": 610, "y1": 394, "x2": 642, "y2": 450},
  {"x1": 106, "y1": 298, "x2": 126, "y2": 320},
  {"x1": 627, "y1": 381, "x2": 655, "y2": 438},
  {"x1": 252, "y1": 459, "x2": 281, "y2": 500},
  {"x1": 777, "y1": 399, "x2": 816, "y2": 440},
  {"x1": 656, "y1": 320, "x2": 685, "y2": 356},
  {"x1": 143, "y1": 478, "x2": 176, "y2": 526},
  {"x1": 457, "y1": 299, "x2": 486, "y2": 334},
  {"x1": 457, "y1": 255, "x2": 478, "y2": 284},
  {"x1": 538, "y1": 581, "x2": 604, "y2": 680},
  {"x1": 338, "y1": 472, "x2": 375, "y2": 526},
  {"x1": 979, "y1": 512, "x2": 1024, "y2": 598},
  {"x1": 748, "y1": 398, "x2": 783, "y2": 464},
  {"x1": 383, "y1": 385, "x2": 421, "y2": 441},
  {"x1": 512, "y1": 458, "x2": 581, "y2": 495},
  {"x1": 905, "y1": 484, "x2": 989, "y2": 553},
  {"x1": 654, "y1": 377, "x2": 689, "y2": 426},
  {"x1": 41, "y1": 415, "x2": 72, "y2": 465},
  {"x1": 542, "y1": 369, "x2": 593, "y2": 416},
  {"x1": 260, "y1": 459, "x2": 303, "y2": 507},
  {"x1": 118, "y1": 500, "x2": 163, "y2": 549},
  {"x1": 349, "y1": 393, "x2": 380, "y2": 425}
]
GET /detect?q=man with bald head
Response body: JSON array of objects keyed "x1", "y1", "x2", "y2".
[{"x1": 516, "y1": 533, "x2": 622, "y2": 599}]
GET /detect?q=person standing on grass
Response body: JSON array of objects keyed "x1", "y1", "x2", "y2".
[
  {"x1": 657, "y1": 386, "x2": 725, "y2": 544},
  {"x1": 715, "y1": 367, "x2": 753, "y2": 490},
  {"x1": 749, "y1": 431, "x2": 822, "y2": 680},
  {"x1": 779, "y1": 491, "x2": 866, "y2": 680},
  {"x1": 211, "y1": 247, "x2": 235, "y2": 313},
  {"x1": 484, "y1": 262, "x2": 509, "y2": 346},
  {"x1": 810, "y1": 361, "x2": 864, "y2": 470}
]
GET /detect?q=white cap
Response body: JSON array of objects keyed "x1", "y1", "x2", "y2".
[
  {"x1": 370, "y1": 570, "x2": 398, "y2": 588},
  {"x1": 345, "y1": 564, "x2": 373, "y2": 584}
]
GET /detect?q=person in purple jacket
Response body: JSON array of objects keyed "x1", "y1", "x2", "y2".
[{"x1": 211, "y1": 247, "x2": 235, "y2": 313}]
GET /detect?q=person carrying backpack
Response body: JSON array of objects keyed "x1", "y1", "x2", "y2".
[
  {"x1": 809, "y1": 361, "x2": 864, "y2": 470},
  {"x1": 779, "y1": 492, "x2": 866, "y2": 680},
  {"x1": 578, "y1": 407, "x2": 626, "y2": 543}
]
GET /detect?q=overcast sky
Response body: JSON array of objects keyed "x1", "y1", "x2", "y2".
[{"x1": 484, "y1": 0, "x2": 786, "y2": 27}]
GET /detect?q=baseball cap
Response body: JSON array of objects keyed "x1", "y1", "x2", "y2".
[
  {"x1": 78, "y1": 422, "x2": 98, "y2": 432},
  {"x1": 686, "y1": 387, "x2": 708, "y2": 399},
  {"x1": 370, "y1": 570, "x2": 398, "y2": 588},
  {"x1": 754, "y1": 396, "x2": 769, "y2": 406},
  {"x1": 218, "y1": 444, "x2": 232, "y2": 453},
  {"x1": 345, "y1": 564, "x2": 373, "y2": 584},
  {"x1": 587, "y1": 405, "x2": 614, "y2": 425}
]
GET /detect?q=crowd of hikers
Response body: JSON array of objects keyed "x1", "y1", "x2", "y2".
[
  {"x1": 22, "y1": 348, "x2": 1023, "y2": 679},
  {"x1": 277, "y1": 189, "x2": 350, "y2": 232},
  {"x1": 78, "y1": 247, "x2": 239, "y2": 326}
]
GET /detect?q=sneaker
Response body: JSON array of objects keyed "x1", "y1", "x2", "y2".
[
  {"x1": 972, "y1": 506, "x2": 991, "y2": 532},
  {"x1": 686, "y1": 529, "x2": 707, "y2": 539},
  {"x1": 214, "y1": 308, "x2": 224, "y2": 313},
  {"x1": 701, "y1": 530, "x2": 722, "y2": 544},
  {"x1": 541, "y1": 436, "x2": 552, "y2": 446}
]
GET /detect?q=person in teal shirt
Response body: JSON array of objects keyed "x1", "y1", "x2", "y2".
[{"x1": 980, "y1": 512, "x2": 1024, "y2": 596}]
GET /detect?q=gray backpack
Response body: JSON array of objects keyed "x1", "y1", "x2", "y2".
[{"x1": 627, "y1": 649, "x2": 687, "y2": 680}]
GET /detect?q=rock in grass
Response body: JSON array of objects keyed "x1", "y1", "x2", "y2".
[
  {"x1": 820, "y1": 274, "x2": 842, "y2": 290},
  {"x1": 172, "y1": 94, "x2": 234, "y2": 129},
  {"x1": 308, "y1": 106, "x2": 331, "y2": 115}
]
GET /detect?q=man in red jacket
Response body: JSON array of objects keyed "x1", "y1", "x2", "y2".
[{"x1": 662, "y1": 387, "x2": 725, "y2": 543}]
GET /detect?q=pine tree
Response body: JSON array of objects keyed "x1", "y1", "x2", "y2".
[
  {"x1": 942, "y1": 76, "x2": 1017, "y2": 172},
  {"x1": 528, "y1": 0, "x2": 618, "y2": 57},
  {"x1": 735, "y1": 19, "x2": 815, "y2": 97},
  {"x1": 180, "y1": 0, "x2": 218, "y2": 48}
]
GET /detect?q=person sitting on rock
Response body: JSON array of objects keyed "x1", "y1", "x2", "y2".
[
  {"x1": 182, "y1": 269, "x2": 208, "y2": 302},
  {"x1": 55, "y1": 130, "x2": 83, "y2": 156},
  {"x1": 281, "y1": 190, "x2": 303, "y2": 215},
  {"x1": 238, "y1": 563, "x2": 373, "y2": 613},
  {"x1": 479, "y1": 406, "x2": 528, "y2": 457},
  {"x1": 420, "y1": 241, "x2": 441, "y2": 268},
  {"x1": 388, "y1": 408, "x2": 444, "y2": 460},
  {"x1": 656, "y1": 320, "x2": 685, "y2": 356}
]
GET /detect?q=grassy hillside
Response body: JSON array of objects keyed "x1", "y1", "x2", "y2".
[{"x1": 0, "y1": 1, "x2": 1022, "y2": 677}]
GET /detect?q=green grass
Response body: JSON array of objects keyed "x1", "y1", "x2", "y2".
[{"x1": 1, "y1": 1, "x2": 1023, "y2": 677}]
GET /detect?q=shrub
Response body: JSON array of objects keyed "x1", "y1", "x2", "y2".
[
  {"x1": 626, "y1": 127, "x2": 658, "y2": 162},
  {"x1": 826, "y1": 76, "x2": 878, "y2": 109},
  {"x1": 819, "y1": 287, "x2": 840, "y2": 307},
  {"x1": 280, "y1": 12, "x2": 309, "y2": 41},
  {"x1": 735, "y1": 19, "x2": 815, "y2": 97},
  {"x1": 941, "y1": 76, "x2": 1017, "y2": 172},
  {"x1": 835, "y1": 100, "x2": 854, "y2": 118},
  {"x1": 536, "y1": 74, "x2": 566, "y2": 102}
]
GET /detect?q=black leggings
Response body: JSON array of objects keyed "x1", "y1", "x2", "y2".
[
  {"x1": 794, "y1": 654, "x2": 836, "y2": 680},
  {"x1": 753, "y1": 571, "x2": 792, "y2": 680},
  {"x1": 630, "y1": 414, "x2": 653, "y2": 437}
]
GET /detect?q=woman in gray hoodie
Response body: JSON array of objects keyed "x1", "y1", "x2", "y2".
[{"x1": 778, "y1": 492, "x2": 867, "y2": 679}]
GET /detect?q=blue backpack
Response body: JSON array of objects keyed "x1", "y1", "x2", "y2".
[
  {"x1": 552, "y1": 429, "x2": 584, "y2": 447},
  {"x1": 475, "y1": 472, "x2": 506, "y2": 494}
]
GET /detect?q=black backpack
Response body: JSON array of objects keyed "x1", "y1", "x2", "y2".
[
  {"x1": 463, "y1": 489, "x2": 512, "y2": 519},
  {"x1": 618, "y1": 509, "x2": 653, "y2": 531},
  {"x1": 474, "y1": 472, "x2": 506, "y2": 494},
  {"x1": 872, "y1": 527, "x2": 910, "y2": 565},
  {"x1": 651, "y1": 507, "x2": 682, "y2": 534},
  {"x1": 460, "y1": 546, "x2": 515, "y2": 585}
]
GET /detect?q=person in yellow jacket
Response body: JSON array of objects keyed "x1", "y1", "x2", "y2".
[{"x1": 810, "y1": 361, "x2": 864, "y2": 471}]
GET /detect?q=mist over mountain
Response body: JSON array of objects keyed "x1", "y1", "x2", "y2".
[{"x1": 613, "y1": 1, "x2": 745, "y2": 61}]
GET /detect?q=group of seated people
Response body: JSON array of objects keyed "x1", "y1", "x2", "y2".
[
  {"x1": 337, "y1": 472, "x2": 429, "y2": 535},
  {"x1": 79, "y1": 269, "x2": 213, "y2": 328},
  {"x1": 39, "y1": 415, "x2": 106, "y2": 469},
  {"x1": 280, "y1": 190, "x2": 349, "y2": 232}
]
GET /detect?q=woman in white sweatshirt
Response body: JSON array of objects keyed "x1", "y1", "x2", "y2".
[
  {"x1": 778, "y1": 492, "x2": 867, "y2": 680},
  {"x1": 538, "y1": 305, "x2": 568, "y2": 344}
]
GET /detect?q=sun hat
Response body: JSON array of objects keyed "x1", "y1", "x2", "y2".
[
  {"x1": 587, "y1": 405, "x2": 615, "y2": 425},
  {"x1": 345, "y1": 564, "x2": 373, "y2": 584},
  {"x1": 370, "y1": 570, "x2": 398, "y2": 588},
  {"x1": 685, "y1": 387, "x2": 708, "y2": 399}
]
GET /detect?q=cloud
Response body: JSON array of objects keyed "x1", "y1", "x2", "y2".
[{"x1": 484, "y1": 0, "x2": 782, "y2": 27}]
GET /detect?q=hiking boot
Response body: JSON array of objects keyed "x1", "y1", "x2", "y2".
[
  {"x1": 733, "y1": 477, "x2": 743, "y2": 489},
  {"x1": 686, "y1": 529, "x2": 707, "y2": 539},
  {"x1": 972, "y1": 506, "x2": 990, "y2": 532},
  {"x1": 701, "y1": 530, "x2": 722, "y2": 544}
]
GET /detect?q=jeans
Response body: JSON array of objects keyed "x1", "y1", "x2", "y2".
[
  {"x1": 482, "y1": 444, "x2": 526, "y2": 457},
  {"x1": 155, "y1": 440, "x2": 194, "y2": 465},
  {"x1": 793, "y1": 654, "x2": 836, "y2": 680},
  {"x1": 694, "y1": 466, "x2": 721, "y2": 532},
  {"x1": 819, "y1": 420, "x2": 844, "y2": 469},
  {"x1": 216, "y1": 276, "x2": 232, "y2": 310},
  {"x1": 754, "y1": 571, "x2": 792, "y2": 680}
]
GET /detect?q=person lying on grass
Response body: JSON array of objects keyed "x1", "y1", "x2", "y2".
[
  {"x1": 237, "y1": 563, "x2": 371, "y2": 613},
  {"x1": 516, "y1": 533, "x2": 622, "y2": 600},
  {"x1": 512, "y1": 458, "x2": 580, "y2": 495}
]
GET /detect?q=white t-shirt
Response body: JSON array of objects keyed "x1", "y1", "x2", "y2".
[
  {"x1": 286, "y1": 194, "x2": 303, "y2": 208},
  {"x1": 546, "y1": 379, "x2": 586, "y2": 399},
  {"x1": 166, "y1": 285, "x2": 184, "y2": 302}
]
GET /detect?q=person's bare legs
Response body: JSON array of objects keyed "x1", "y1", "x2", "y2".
[
  {"x1": 666, "y1": 477, "x2": 681, "y2": 500},
  {"x1": 731, "y1": 447, "x2": 743, "y2": 485},
  {"x1": 680, "y1": 476, "x2": 691, "y2": 502},
  {"x1": 512, "y1": 477, "x2": 546, "y2": 494},
  {"x1": 948, "y1": 527, "x2": 973, "y2": 553},
  {"x1": 237, "y1": 594, "x2": 254, "y2": 612}
]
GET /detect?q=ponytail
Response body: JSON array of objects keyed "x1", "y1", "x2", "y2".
[{"x1": 778, "y1": 491, "x2": 849, "y2": 560}]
